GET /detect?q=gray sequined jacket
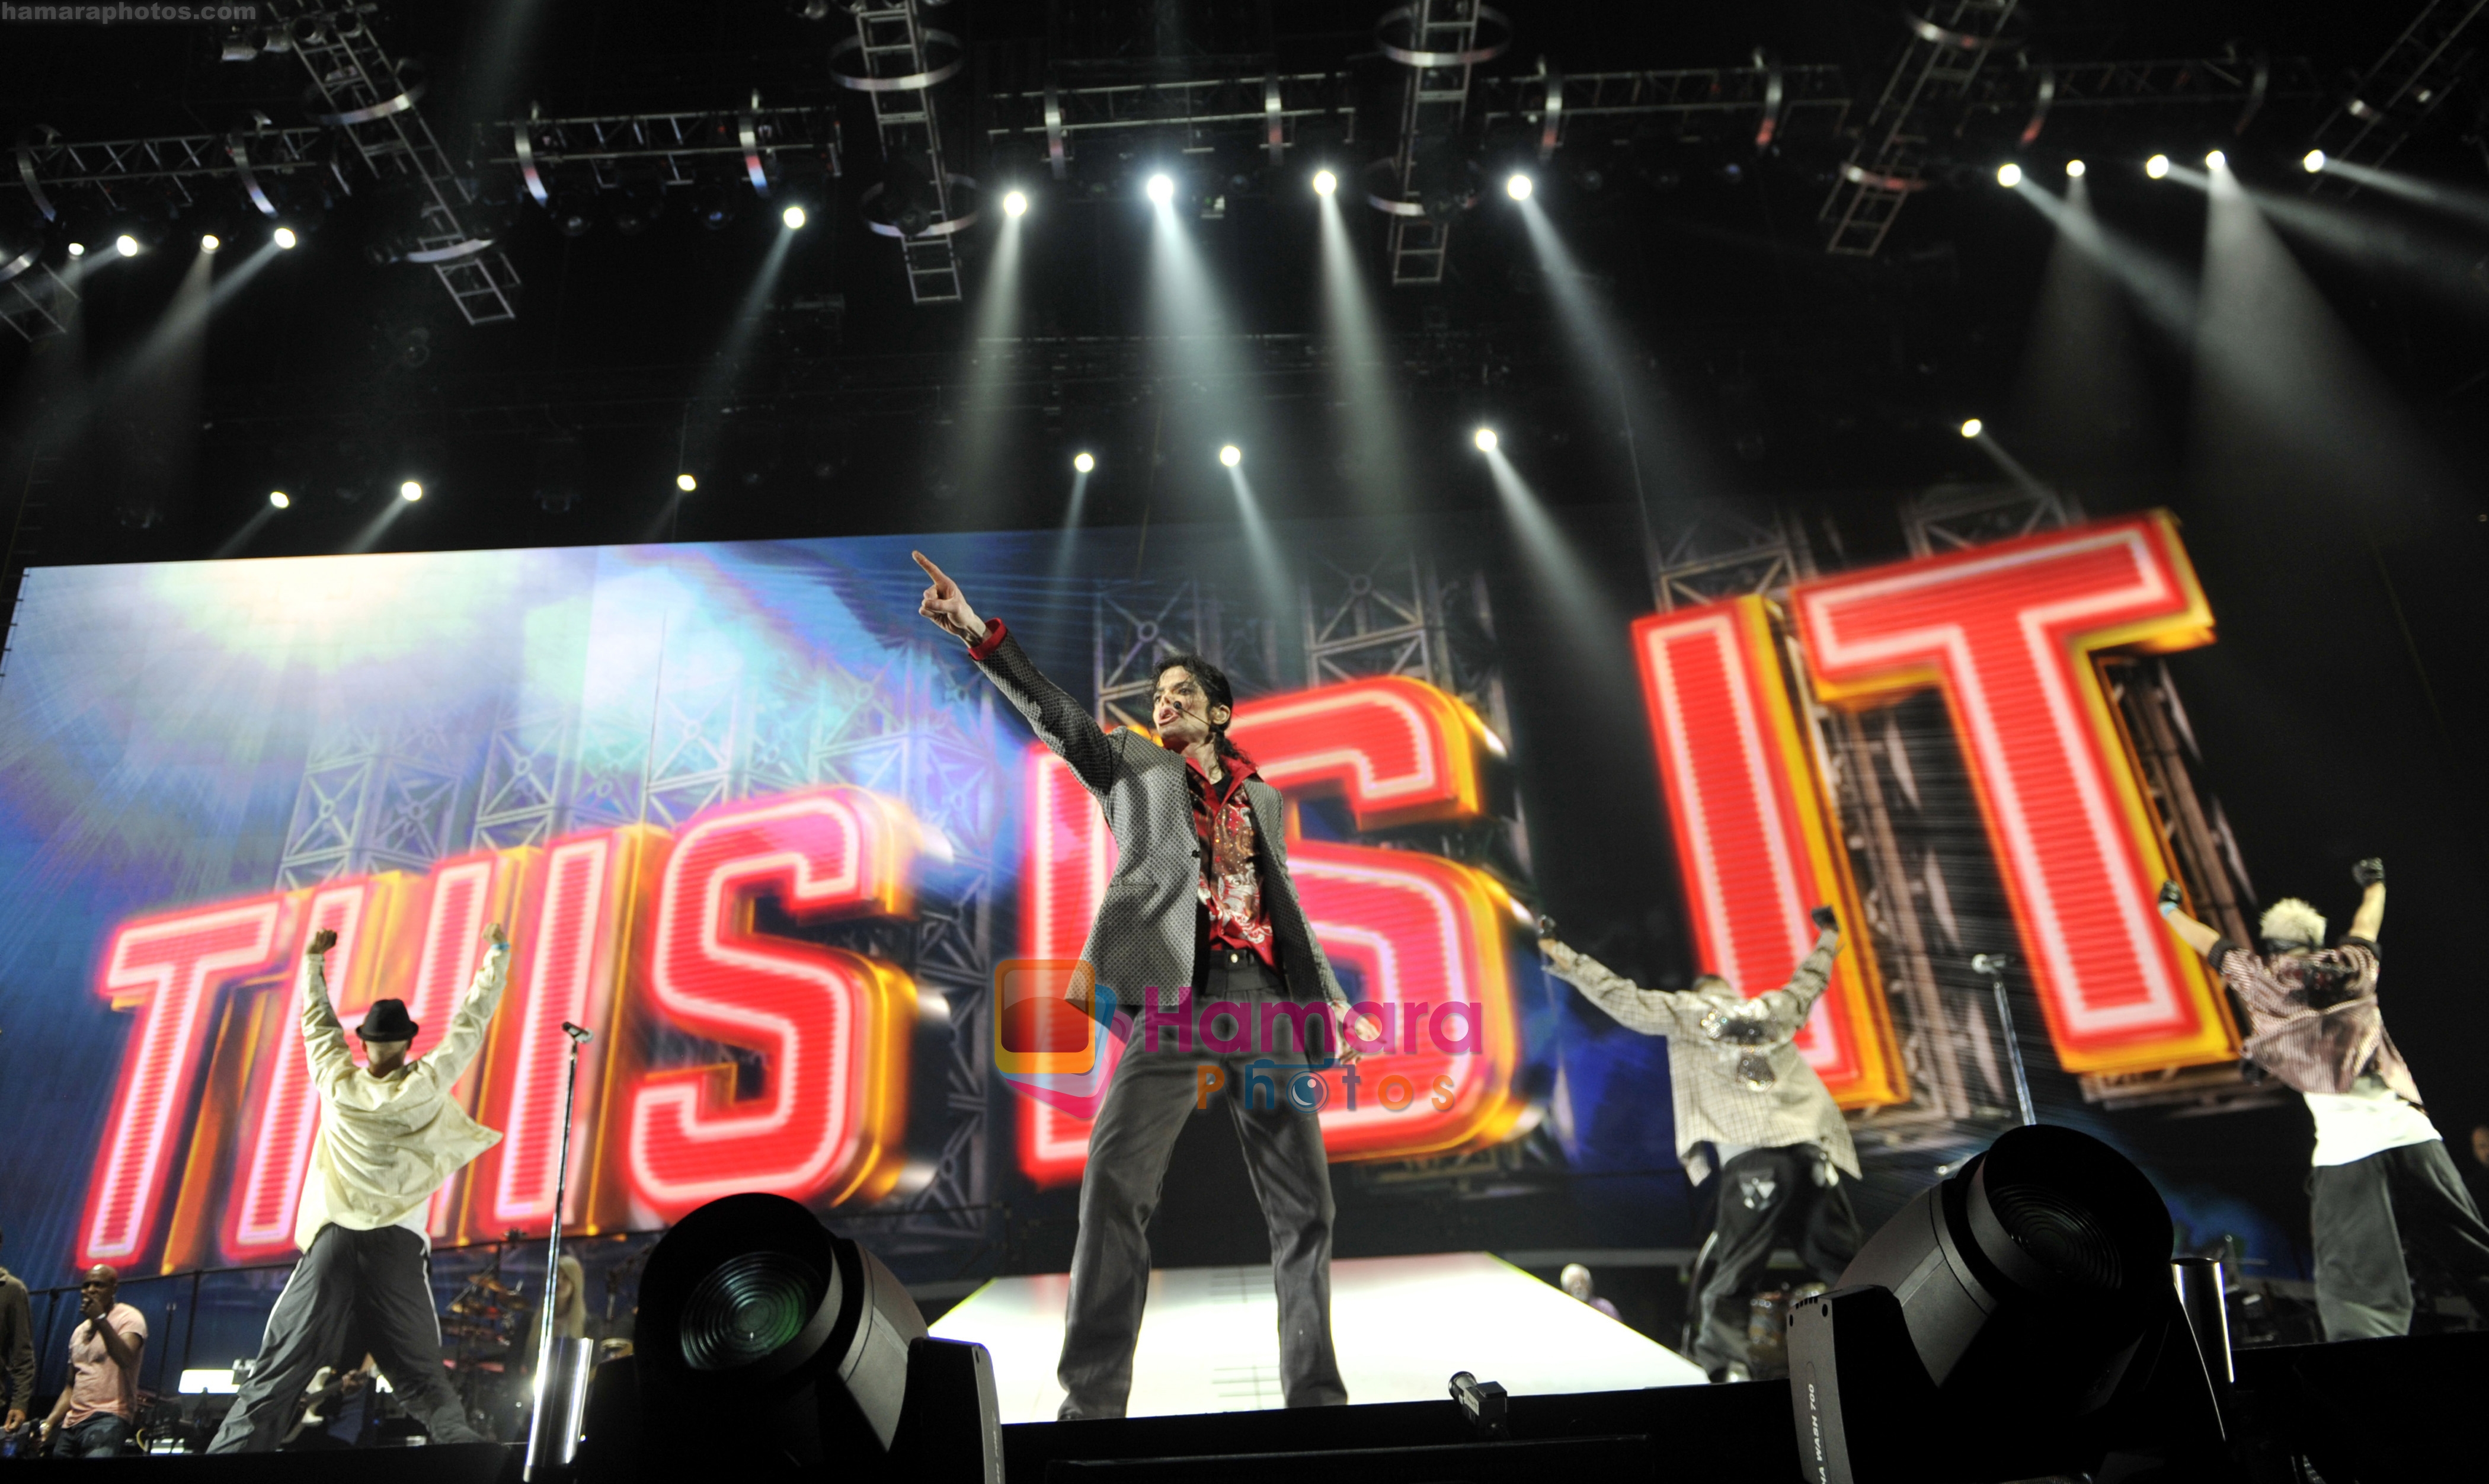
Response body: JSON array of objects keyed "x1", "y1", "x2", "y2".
[{"x1": 972, "y1": 627, "x2": 1351, "y2": 1019}]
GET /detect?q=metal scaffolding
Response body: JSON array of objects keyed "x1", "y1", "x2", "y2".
[
  {"x1": 1820, "y1": 0, "x2": 2026, "y2": 257},
  {"x1": 266, "y1": 0, "x2": 522, "y2": 325},
  {"x1": 1371, "y1": 1, "x2": 1508, "y2": 287},
  {"x1": 834, "y1": 1, "x2": 974, "y2": 306},
  {"x1": 987, "y1": 71, "x2": 1348, "y2": 169},
  {"x1": 2308, "y1": 0, "x2": 2489, "y2": 189},
  {"x1": 1476, "y1": 62, "x2": 1853, "y2": 150},
  {"x1": 489, "y1": 106, "x2": 839, "y2": 200}
]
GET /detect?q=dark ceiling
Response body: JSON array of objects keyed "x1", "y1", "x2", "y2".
[{"x1": 1, "y1": 1, "x2": 2483, "y2": 572}]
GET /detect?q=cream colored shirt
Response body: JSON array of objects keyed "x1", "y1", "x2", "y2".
[{"x1": 293, "y1": 942, "x2": 510, "y2": 1252}]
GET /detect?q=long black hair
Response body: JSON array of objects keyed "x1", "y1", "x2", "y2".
[{"x1": 1155, "y1": 652, "x2": 1252, "y2": 764}]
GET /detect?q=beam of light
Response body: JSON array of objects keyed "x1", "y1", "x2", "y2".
[
  {"x1": 1218, "y1": 443, "x2": 1242, "y2": 467},
  {"x1": 2006, "y1": 175, "x2": 2160, "y2": 493},
  {"x1": 212, "y1": 504, "x2": 280, "y2": 560},
  {"x1": 1073, "y1": 450, "x2": 1094, "y2": 473},
  {"x1": 1146, "y1": 173, "x2": 1174, "y2": 206},
  {"x1": 1316, "y1": 189, "x2": 1413, "y2": 506},
  {"x1": 2237, "y1": 181, "x2": 2489, "y2": 313},
  {"x1": 1967, "y1": 426, "x2": 2053, "y2": 497},
  {"x1": 2012, "y1": 178, "x2": 2199, "y2": 339},
  {"x1": 2314, "y1": 156, "x2": 2489, "y2": 235},
  {"x1": 1223, "y1": 466, "x2": 1296, "y2": 625},
  {"x1": 1050, "y1": 466, "x2": 1093, "y2": 586},
  {"x1": 1997, "y1": 162, "x2": 2023, "y2": 188},
  {"x1": 649, "y1": 226, "x2": 799, "y2": 541},
  {"x1": 345, "y1": 495, "x2": 411, "y2": 555},
  {"x1": 1473, "y1": 427, "x2": 1498, "y2": 451},
  {"x1": 1478, "y1": 443, "x2": 1611, "y2": 651},
  {"x1": 953, "y1": 198, "x2": 1027, "y2": 523}
]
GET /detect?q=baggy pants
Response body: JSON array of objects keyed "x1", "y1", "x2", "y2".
[
  {"x1": 208, "y1": 1223, "x2": 482, "y2": 1452},
  {"x1": 2311, "y1": 1137, "x2": 2489, "y2": 1340},
  {"x1": 1055, "y1": 951, "x2": 1348, "y2": 1419},
  {"x1": 1689, "y1": 1144, "x2": 1860, "y2": 1379}
]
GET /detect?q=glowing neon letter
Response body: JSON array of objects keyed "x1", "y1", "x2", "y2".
[
  {"x1": 412, "y1": 852, "x2": 523, "y2": 1236},
  {"x1": 1791, "y1": 512, "x2": 2237, "y2": 1074},
  {"x1": 79, "y1": 899, "x2": 285, "y2": 1268},
  {"x1": 1632, "y1": 596, "x2": 1904, "y2": 1106},
  {"x1": 626, "y1": 788, "x2": 920, "y2": 1217},
  {"x1": 223, "y1": 884, "x2": 380, "y2": 1261}
]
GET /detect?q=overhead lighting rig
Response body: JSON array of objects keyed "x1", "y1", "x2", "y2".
[
  {"x1": 2305, "y1": 0, "x2": 2487, "y2": 196},
  {"x1": 1371, "y1": 2, "x2": 1510, "y2": 286},
  {"x1": 825, "y1": 1, "x2": 975, "y2": 306},
  {"x1": 491, "y1": 103, "x2": 841, "y2": 234}
]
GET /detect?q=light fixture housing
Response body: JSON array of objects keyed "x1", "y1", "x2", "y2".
[
  {"x1": 1146, "y1": 173, "x2": 1175, "y2": 206},
  {"x1": 399, "y1": 480, "x2": 424, "y2": 503},
  {"x1": 2303, "y1": 149, "x2": 2326, "y2": 173},
  {"x1": 115, "y1": 234, "x2": 139, "y2": 257},
  {"x1": 2145, "y1": 153, "x2": 2171, "y2": 180},
  {"x1": 273, "y1": 226, "x2": 298, "y2": 250},
  {"x1": 200, "y1": 234, "x2": 222, "y2": 252},
  {"x1": 1959, "y1": 418, "x2": 1983, "y2": 439},
  {"x1": 268, "y1": 490, "x2": 290, "y2": 510},
  {"x1": 2204, "y1": 149, "x2": 2226, "y2": 170},
  {"x1": 1473, "y1": 427, "x2": 1498, "y2": 452},
  {"x1": 676, "y1": 474, "x2": 699, "y2": 493},
  {"x1": 2065, "y1": 159, "x2": 2085, "y2": 178},
  {"x1": 1218, "y1": 444, "x2": 1242, "y2": 468},
  {"x1": 1312, "y1": 169, "x2": 1338, "y2": 197},
  {"x1": 1505, "y1": 172, "x2": 1533, "y2": 202},
  {"x1": 1072, "y1": 452, "x2": 1095, "y2": 474},
  {"x1": 782, "y1": 204, "x2": 808, "y2": 229},
  {"x1": 1003, "y1": 190, "x2": 1028, "y2": 218},
  {"x1": 67, "y1": 242, "x2": 85, "y2": 257},
  {"x1": 1995, "y1": 162, "x2": 2022, "y2": 188}
]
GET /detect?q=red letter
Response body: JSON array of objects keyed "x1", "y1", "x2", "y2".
[
  {"x1": 1792, "y1": 512, "x2": 2237, "y2": 1074},
  {"x1": 223, "y1": 884, "x2": 385, "y2": 1261},
  {"x1": 1633, "y1": 596, "x2": 1905, "y2": 1106},
  {"x1": 79, "y1": 899, "x2": 285, "y2": 1268},
  {"x1": 411, "y1": 852, "x2": 525, "y2": 1237},
  {"x1": 625, "y1": 788, "x2": 920, "y2": 1217}
]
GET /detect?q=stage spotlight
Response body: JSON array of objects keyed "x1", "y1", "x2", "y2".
[
  {"x1": 1505, "y1": 172, "x2": 1533, "y2": 202},
  {"x1": 115, "y1": 234, "x2": 139, "y2": 257},
  {"x1": 2303, "y1": 149, "x2": 2327, "y2": 173},
  {"x1": 1473, "y1": 427, "x2": 1498, "y2": 452},
  {"x1": 1146, "y1": 173, "x2": 1175, "y2": 206},
  {"x1": 2145, "y1": 153, "x2": 2170, "y2": 180},
  {"x1": 2205, "y1": 149, "x2": 2226, "y2": 170},
  {"x1": 67, "y1": 241, "x2": 85, "y2": 257},
  {"x1": 268, "y1": 490, "x2": 290, "y2": 510},
  {"x1": 398, "y1": 479, "x2": 423, "y2": 503},
  {"x1": 1218, "y1": 443, "x2": 1242, "y2": 468},
  {"x1": 2065, "y1": 159, "x2": 2085, "y2": 178},
  {"x1": 1789, "y1": 1125, "x2": 2222, "y2": 1483},
  {"x1": 1002, "y1": 190, "x2": 1028, "y2": 218},
  {"x1": 1996, "y1": 162, "x2": 2023, "y2": 187},
  {"x1": 570, "y1": 1193, "x2": 1000, "y2": 1484},
  {"x1": 1960, "y1": 417, "x2": 1983, "y2": 439},
  {"x1": 1313, "y1": 169, "x2": 1338, "y2": 197},
  {"x1": 273, "y1": 226, "x2": 298, "y2": 250},
  {"x1": 781, "y1": 204, "x2": 808, "y2": 230},
  {"x1": 200, "y1": 233, "x2": 222, "y2": 252},
  {"x1": 675, "y1": 473, "x2": 698, "y2": 493},
  {"x1": 1073, "y1": 451, "x2": 1094, "y2": 473}
]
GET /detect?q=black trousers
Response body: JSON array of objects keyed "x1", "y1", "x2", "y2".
[
  {"x1": 1689, "y1": 1146, "x2": 1860, "y2": 1378},
  {"x1": 1055, "y1": 949, "x2": 1348, "y2": 1419},
  {"x1": 208, "y1": 1224, "x2": 481, "y2": 1452},
  {"x1": 2310, "y1": 1138, "x2": 2489, "y2": 1340}
]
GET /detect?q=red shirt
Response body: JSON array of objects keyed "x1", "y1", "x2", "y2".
[{"x1": 1185, "y1": 751, "x2": 1277, "y2": 967}]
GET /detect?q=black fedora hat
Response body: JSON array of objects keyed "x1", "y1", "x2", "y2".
[{"x1": 358, "y1": 999, "x2": 420, "y2": 1042}]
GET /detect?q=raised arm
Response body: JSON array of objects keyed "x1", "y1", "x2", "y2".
[
  {"x1": 415, "y1": 925, "x2": 511, "y2": 1091},
  {"x1": 1743, "y1": 907, "x2": 1844, "y2": 1036},
  {"x1": 914, "y1": 551, "x2": 1121, "y2": 793},
  {"x1": 299, "y1": 929, "x2": 357, "y2": 1095},
  {"x1": 1537, "y1": 928, "x2": 1691, "y2": 1037},
  {"x1": 2155, "y1": 879, "x2": 2224, "y2": 958},
  {"x1": 2348, "y1": 858, "x2": 2385, "y2": 941}
]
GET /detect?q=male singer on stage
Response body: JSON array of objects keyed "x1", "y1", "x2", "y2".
[
  {"x1": 913, "y1": 551, "x2": 1365, "y2": 1420},
  {"x1": 2159, "y1": 859, "x2": 2489, "y2": 1339},
  {"x1": 1537, "y1": 906, "x2": 1858, "y2": 1382},
  {"x1": 209, "y1": 922, "x2": 513, "y2": 1451}
]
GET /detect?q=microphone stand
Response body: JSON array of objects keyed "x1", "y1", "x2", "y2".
[
  {"x1": 524, "y1": 1021, "x2": 594, "y2": 1481},
  {"x1": 1971, "y1": 954, "x2": 2036, "y2": 1128}
]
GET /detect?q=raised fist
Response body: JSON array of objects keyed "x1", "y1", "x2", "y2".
[
  {"x1": 307, "y1": 928, "x2": 338, "y2": 958},
  {"x1": 485, "y1": 922, "x2": 509, "y2": 949},
  {"x1": 1535, "y1": 914, "x2": 1559, "y2": 941},
  {"x1": 2157, "y1": 880, "x2": 2183, "y2": 912},
  {"x1": 2352, "y1": 858, "x2": 2385, "y2": 888},
  {"x1": 1809, "y1": 905, "x2": 1838, "y2": 933}
]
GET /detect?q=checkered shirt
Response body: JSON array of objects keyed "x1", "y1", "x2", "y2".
[
  {"x1": 1541, "y1": 937, "x2": 1858, "y2": 1179},
  {"x1": 2206, "y1": 936, "x2": 2422, "y2": 1104}
]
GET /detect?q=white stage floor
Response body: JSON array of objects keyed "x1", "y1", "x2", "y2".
[{"x1": 927, "y1": 1251, "x2": 1708, "y2": 1424}]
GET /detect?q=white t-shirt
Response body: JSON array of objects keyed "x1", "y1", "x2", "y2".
[{"x1": 2305, "y1": 1074, "x2": 2440, "y2": 1167}]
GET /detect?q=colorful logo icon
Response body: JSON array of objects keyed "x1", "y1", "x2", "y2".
[{"x1": 994, "y1": 960, "x2": 1128, "y2": 1120}]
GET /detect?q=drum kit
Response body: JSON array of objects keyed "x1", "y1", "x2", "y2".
[{"x1": 443, "y1": 1258, "x2": 536, "y2": 1441}]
